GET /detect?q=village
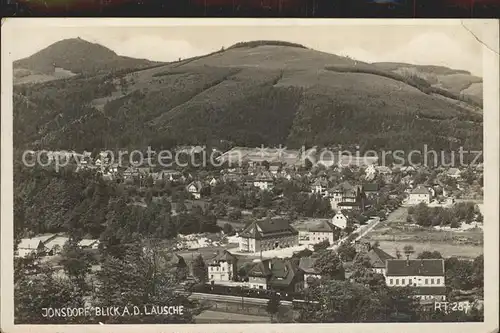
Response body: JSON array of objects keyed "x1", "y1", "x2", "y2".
[{"x1": 16, "y1": 145, "x2": 485, "y2": 321}]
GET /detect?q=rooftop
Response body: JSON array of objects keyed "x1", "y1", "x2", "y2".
[
  {"x1": 239, "y1": 218, "x2": 298, "y2": 240},
  {"x1": 411, "y1": 186, "x2": 431, "y2": 195},
  {"x1": 386, "y1": 259, "x2": 445, "y2": 277}
]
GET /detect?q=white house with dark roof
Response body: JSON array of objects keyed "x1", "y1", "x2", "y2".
[
  {"x1": 252, "y1": 172, "x2": 274, "y2": 191},
  {"x1": 186, "y1": 181, "x2": 204, "y2": 199},
  {"x1": 299, "y1": 219, "x2": 339, "y2": 245},
  {"x1": 385, "y1": 259, "x2": 446, "y2": 302},
  {"x1": 328, "y1": 181, "x2": 367, "y2": 211},
  {"x1": 310, "y1": 177, "x2": 329, "y2": 196},
  {"x1": 447, "y1": 168, "x2": 461, "y2": 179},
  {"x1": 238, "y1": 218, "x2": 299, "y2": 253},
  {"x1": 408, "y1": 185, "x2": 431, "y2": 205},
  {"x1": 208, "y1": 250, "x2": 238, "y2": 283},
  {"x1": 331, "y1": 211, "x2": 349, "y2": 230}
]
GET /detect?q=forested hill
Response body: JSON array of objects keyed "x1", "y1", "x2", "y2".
[
  {"x1": 13, "y1": 38, "x2": 161, "y2": 84},
  {"x1": 13, "y1": 40, "x2": 483, "y2": 153}
]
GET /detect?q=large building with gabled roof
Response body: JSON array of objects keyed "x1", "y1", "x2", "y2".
[
  {"x1": 238, "y1": 218, "x2": 299, "y2": 253},
  {"x1": 385, "y1": 258, "x2": 446, "y2": 302}
]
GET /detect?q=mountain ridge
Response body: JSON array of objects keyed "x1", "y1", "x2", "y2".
[{"x1": 13, "y1": 39, "x2": 483, "y2": 154}]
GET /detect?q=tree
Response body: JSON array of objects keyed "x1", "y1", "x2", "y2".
[
  {"x1": 313, "y1": 250, "x2": 345, "y2": 280},
  {"x1": 445, "y1": 257, "x2": 474, "y2": 290},
  {"x1": 403, "y1": 245, "x2": 415, "y2": 259},
  {"x1": 94, "y1": 241, "x2": 203, "y2": 323},
  {"x1": 350, "y1": 254, "x2": 386, "y2": 290},
  {"x1": 266, "y1": 293, "x2": 281, "y2": 322},
  {"x1": 337, "y1": 243, "x2": 357, "y2": 262},
  {"x1": 313, "y1": 239, "x2": 330, "y2": 252},
  {"x1": 192, "y1": 254, "x2": 207, "y2": 283},
  {"x1": 296, "y1": 280, "x2": 384, "y2": 322},
  {"x1": 475, "y1": 212, "x2": 483, "y2": 223},
  {"x1": 59, "y1": 239, "x2": 94, "y2": 292},
  {"x1": 222, "y1": 223, "x2": 235, "y2": 236},
  {"x1": 378, "y1": 286, "x2": 420, "y2": 322},
  {"x1": 228, "y1": 209, "x2": 242, "y2": 221},
  {"x1": 292, "y1": 248, "x2": 313, "y2": 259},
  {"x1": 417, "y1": 251, "x2": 442, "y2": 259},
  {"x1": 14, "y1": 254, "x2": 87, "y2": 324}
]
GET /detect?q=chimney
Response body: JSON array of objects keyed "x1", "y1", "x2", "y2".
[{"x1": 406, "y1": 255, "x2": 410, "y2": 266}]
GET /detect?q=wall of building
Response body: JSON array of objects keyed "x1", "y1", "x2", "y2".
[
  {"x1": 239, "y1": 237, "x2": 256, "y2": 252},
  {"x1": 409, "y1": 193, "x2": 430, "y2": 205},
  {"x1": 386, "y1": 275, "x2": 445, "y2": 287},
  {"x1": 208, "y1": 262, "x2": 234, "y2": 282},
  {"x1": 256, "y1": 235, "x2": 299, "y2": 252},
  {"x1": 248, "y1": 276, "x2": 268, "y2": 289},
  {"x1": 307, "y1": 231, "x2": 334, "y2": 244}
]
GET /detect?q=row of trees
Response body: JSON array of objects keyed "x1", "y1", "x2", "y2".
[
  {"x1": 407, "y1": 202, "x2": 482, "y2": 227},
  {"x1": 15, "y1": 240, "x2": 203, "y2": 324}
]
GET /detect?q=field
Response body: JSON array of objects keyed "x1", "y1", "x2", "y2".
[{"x1": 362, "y1": 207, "x2": 483, "y2": 259}]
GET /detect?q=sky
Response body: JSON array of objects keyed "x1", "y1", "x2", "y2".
[{"x1": 8, "y1": 21, "x2": 484, "y2": 76}]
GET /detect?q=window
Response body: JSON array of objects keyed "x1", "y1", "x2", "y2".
[
  {"x1": 401, "y1": 279, "x2": 405, "y2": 285},
  {"x1": 259, "y1": 286, "x2": 264, "y2": 289},
  {"x1": 425, "y1": 279, "x2": 428, "y2": 285},
  {"x1": 431, "y1": 279, "x2": 434, "y2": 285},
  {"x1": 210, "y1": 275, "x2": 214, "y2": 279},
  {"x1": 389, "y1": 279, "x2": 393, "y2": 285},
  {"x1": 436, "y1": 279, "x2": 440, "y2": 284},
  {"x1": 395, "y1": 279, "x2": 399, "y2": 285}
]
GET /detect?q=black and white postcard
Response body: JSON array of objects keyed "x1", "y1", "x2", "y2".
[{"x1": 1, "y1": 18, "x2": 498, "y2": 333}]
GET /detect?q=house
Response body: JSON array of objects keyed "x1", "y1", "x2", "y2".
[
  {"x1": 269, "y1": 163, "x2": 281, "y2": 175},
  {"x1": 186, "y1": 181, "x2": 204, "y2": 199},
  {"x1": 310, "y1": 177, "x2": 329, "y2": 196},
  {"x1": 245, "y1": 258, "x2": 304, "y2": 292},
  {"x1": 246, "y1": 259, "x2": 272, "y2": 289},
  {"x1": 152, "y1": 170, "x2": 181, "y2": 183},
  {"x1": 252, "y1": 172, "x2": 274, "y2": 191},
  {"x1": 365, "y1": 165, "x2": 377, "y2": 179},
  {"x1": 400, "y1": 165, "x2": 416, "y2": 174},
  {"x1": 385, "y1": 259, "x2": 446, "y2": 302},
  {"x1": 376, "y1": 166, "x2": 393, "y2": 175},
  {"x1": 16, "y1": 234, "x2": 58, "y2": 257},
  {"x1": 299, "y1": 219, "x2": 339, "y2": 245},
  {"x1": 123, "y1": 166, "x2": 139, "y2": 180},
  {"x1": 208, "y1": 250, "x2": 238, "y2": 283},
  {"x1": 362, "y1": 183, "x2": 379, "y2": 197},
  {"x1": 78, "y1": 239, "x2": 100, "y2": 250},
  {"x1": 447, "y1": 168, "x2": 461, "y2": 179},
  {"x1": 16, "y1": 238, "x2": 47, "y2": 258},
  {"x1": 268, "y1": 258, "x2": 304, "y2": 293},
  {"x1": 238, "y1": 218, "x2": 299, "y2": 253},
  {"x1": 328, "y1": 182, "x2": 367, "y2": 211},
  {"x1": 358, "y1": 243, "x2": 394, "y2": 275},
  {"x1": 408, "y1": 186, "x2": 431, "y2": 205},
  {"x1": 209, "y1": 177, "x2": 218, "y2": 187},
  {"x1": 401, "y1": 175, "x2": 414, "y2": 186},
  {"x1": 298, "y1": 257, "x2": 321, "y2": 288},
  {"x1": 44, "y1": 236, "x2": 69, "y2": 255},
  {"x1": 331, "y1": 211, "x2": 349, "y2": 230}
]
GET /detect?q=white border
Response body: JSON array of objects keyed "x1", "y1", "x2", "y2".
[{"x1": 1, "y1": 18, "x2": 499, "y2": 333}]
